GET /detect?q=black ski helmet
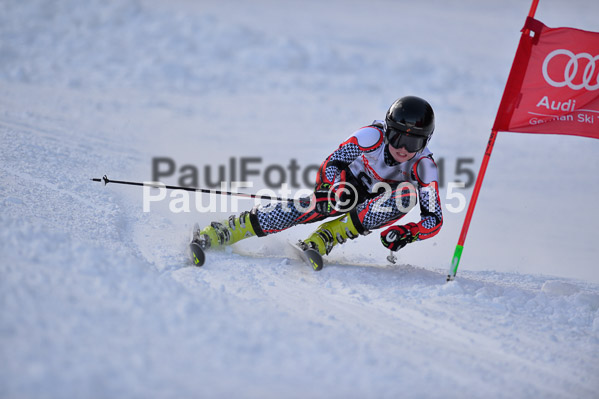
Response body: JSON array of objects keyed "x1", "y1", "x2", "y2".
[{"x1": 385, "y1": 96, "x2": 435, "y2": 153}]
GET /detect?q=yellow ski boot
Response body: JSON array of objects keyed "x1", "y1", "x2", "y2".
[
  {"x1": 300, "y1": 213, "x2": 364, "y2": 257},
  {"x1": 194, "y1": 211, "x2": 257, "y2": 250}
]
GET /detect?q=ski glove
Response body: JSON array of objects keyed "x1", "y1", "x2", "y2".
[
  {"x1": 380, "y1": 223, "x2": 419, "y2": 251},
  {"x1": 313, "y1": 183, "x2": 337, "y2": 216}
]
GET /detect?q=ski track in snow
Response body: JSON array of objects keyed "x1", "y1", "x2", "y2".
[{"x1": 1, "y1": 0, "x2": 599, "y2": 398}]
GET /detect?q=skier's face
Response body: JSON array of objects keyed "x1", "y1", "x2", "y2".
[{"x1": 388, "y1": 144, "x2": 416, "y2": 163}]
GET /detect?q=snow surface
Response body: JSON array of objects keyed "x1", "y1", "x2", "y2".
[{"x1": 1, "y1": 0, "x2": 599, "y2": 397}]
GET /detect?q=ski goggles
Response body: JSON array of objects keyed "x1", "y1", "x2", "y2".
[{"x1": 387, "y1": 128, "x2": 427, "y2": 153}]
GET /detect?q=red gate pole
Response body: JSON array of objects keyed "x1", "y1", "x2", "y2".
[
  {"x1": 447, "y1": 0, "x2": 540, "y2": 281},
  {"x1": 447, "y1": 129, "x2": 498, "y2": 281}
]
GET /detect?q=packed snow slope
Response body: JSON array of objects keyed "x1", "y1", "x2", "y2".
[{"x1": 1, "y1": 0, "x2": 598, "y2": 398}]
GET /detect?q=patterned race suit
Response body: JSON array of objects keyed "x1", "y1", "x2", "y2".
[{"x1": 248, "y1": 121, "x2": 443, "y2": 243}]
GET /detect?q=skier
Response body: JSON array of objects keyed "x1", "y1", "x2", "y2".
[{"x1": 192, "y1": 96, "x2": 443, "y2": 267}]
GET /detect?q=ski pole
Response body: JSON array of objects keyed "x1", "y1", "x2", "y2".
[{"x1": 90, "y1": 175, "x2": 298, "y2": 203}]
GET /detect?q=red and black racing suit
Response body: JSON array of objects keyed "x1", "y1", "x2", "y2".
[{"x1": 248, "y1": 121, "x2": 443, "y2": 246}]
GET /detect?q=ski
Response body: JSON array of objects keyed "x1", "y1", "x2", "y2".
[
  {"x1": 189, "y1": 240, "x2": 206, "y2": 266},
  {"x1": 189, "y1": 223, "x2": 206, "y2": 267},
  {"x1": 188, "y1": 224, "x2": 322, "y2": 270},
  {"x1": 189, "y1": 240, "x2": 323, "y2": 270},
  {"x1": 288, "y1": 241, "x2": 324, "y2": 271}
]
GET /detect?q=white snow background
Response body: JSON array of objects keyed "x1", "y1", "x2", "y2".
[{"x1": 1, "y1": 0, "x2": 598, "y2": 398}]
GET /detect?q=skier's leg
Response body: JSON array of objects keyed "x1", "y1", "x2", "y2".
[
  {"x1": 195, "y1": 196, "x2": 325, "y2": 249},
  {"x1": 301, "y1": 184, "x2": 417, "y2": 255},
  {"x1": 252, "y1": 197, "x2": 326, "y2": 234},
  {"x1": 352, "y1": 184, "x2": 418, "y2": 230},
  {"x1": 301, "y1": 212, "x2": 366, "y2": 256}
]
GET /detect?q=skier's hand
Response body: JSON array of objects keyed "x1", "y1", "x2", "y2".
[
  {"x1": 313, "y1": 183, "x2": 337, "y2": 216},
  {"x1": 380, "y1": 223, "x2": 419, "y2": 251}
]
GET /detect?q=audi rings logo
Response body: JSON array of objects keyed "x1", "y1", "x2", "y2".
[{"x1": 542, "y1": 49, "x2": 599, "y2": 91}]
